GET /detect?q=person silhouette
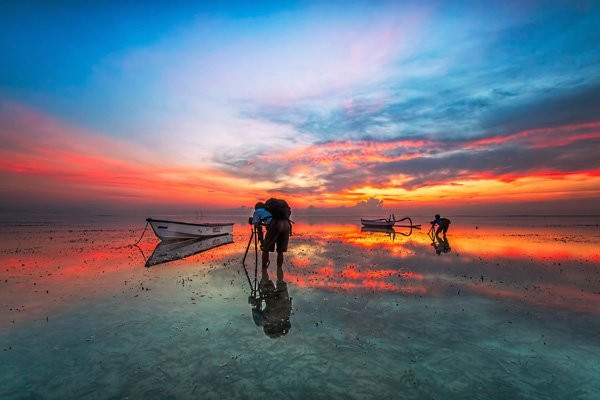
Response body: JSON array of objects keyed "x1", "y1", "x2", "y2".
[
  {"x1": 252, "y1": 271, "x2": 292, "y2": 338},
  {"x1": 430, "y1": 214, "x2": 451, "y2": 242}
]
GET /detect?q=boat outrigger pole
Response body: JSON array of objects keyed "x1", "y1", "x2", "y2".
[{"x1": 393, "y1": 216, "x2": 421, "y2": 229}]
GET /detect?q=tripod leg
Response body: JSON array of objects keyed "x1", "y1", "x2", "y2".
[
  {"x1": 241, "y1": 229, "x2": 255, "y2": 292},
  {"x1": 253, "y1": 226, "x2": 259, "y2": 295},
  {"x1": 242, "y1": 228, "x2": 255, "y2": 266}
]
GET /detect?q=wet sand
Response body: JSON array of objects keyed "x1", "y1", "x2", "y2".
[{"x1": 1, "y1": 215, "x2": 599, "y2": 399}]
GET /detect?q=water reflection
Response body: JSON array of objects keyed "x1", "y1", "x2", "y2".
[
  {"x1": 426, "y1": 225, "x2": 452, "y2": 255},
  {"x1": 431, "y1": 235, "x2": 451, "y2": 255},
  {"x1": 140, "y1": 234, "x2": 234, "y2": 267},
  {"x1": 361, "y1": 226, "x2": 396, "y2": 241},
  {"x1": 1, "y1": 217, "x2": 600, "y2": 399},
  {"x1": 251, "y1": 279, "x2": 292, "y2": 338},
  {"x1": 295, "y1": 221, "x2": 599, "y2": 262},
  {"x1": 361, "y1": 225, "x2": 416, "y2": 241}
]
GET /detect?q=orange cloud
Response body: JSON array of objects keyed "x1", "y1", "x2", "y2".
[
  {"x1": 1, "y1": 101, "x2": 599, "y2": 211},
  {"x1": 0, "y1": 102, "x2": 269, "y2": 207}
]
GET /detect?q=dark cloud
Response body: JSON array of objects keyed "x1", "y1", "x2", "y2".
[
  {"x1": 301, "y1": 197, "x2": 385, "y2": 215},
  {"x1": 217, "y1": 3, "x2": 600, "y2": 198},
  {"x1": 480, "y1": 84, "x2": 600, "y2": 135},
  {"x1": 267, "y1": 185, "x2": 323, "y2": 195},
  {"x1": 369, "y1": 137, "x2": 600, "y2": 189}
]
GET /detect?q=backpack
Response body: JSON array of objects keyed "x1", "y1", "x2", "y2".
[{"x1": 264, "y1": 198, "x2": 291, "y2": 220}]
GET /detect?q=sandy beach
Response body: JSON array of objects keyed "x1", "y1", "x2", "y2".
[{"x1": 1, "y1": 215, "x2": 599, "y2": 399}]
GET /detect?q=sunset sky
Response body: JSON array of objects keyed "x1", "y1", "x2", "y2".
[{"x1": 1, "y1": 1, "x2": 599, "y2": 214}]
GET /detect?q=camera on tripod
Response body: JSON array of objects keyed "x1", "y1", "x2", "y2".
[{"x1": 248, "y1": 216, "x2": 253, "y2": 225}]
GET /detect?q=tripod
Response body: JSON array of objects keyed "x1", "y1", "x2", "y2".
[
  {"x1": 427, "y1": 224, "x2": 437, "y2": 242},
  {"x1": 242, "y1": 224, "x2": 261, "y2": 305}
]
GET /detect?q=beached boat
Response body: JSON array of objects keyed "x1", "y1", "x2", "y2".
[
  {"x1": 144, "y1": 234, "x2": 234, "y2": 267},
  {"x1": 360, "y1": 215, "x2": 419, "y2": 229},
  {"x1": 147, "y1": 218, "x2": 234, "y2": 240}
]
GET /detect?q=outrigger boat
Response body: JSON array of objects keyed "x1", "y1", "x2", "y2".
[
  {"x1": 147, "y1": 218, "x2": 234, "y2": 240},
  {"x1": 360, "y1": 214, "x2": 420, "y2": 229}
]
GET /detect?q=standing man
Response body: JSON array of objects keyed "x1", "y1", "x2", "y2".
[
  {"x1": 431, "y1": 214, "x2": 451, "y2": 241},
  {"x1": 261, "y1": 198, "x2": 292, "y2": 285}
]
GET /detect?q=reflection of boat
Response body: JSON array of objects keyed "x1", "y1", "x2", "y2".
[
  {"x1": 361, "y1": 226, "x2": 396, "y2": 234},
  {"x1": 144, "y1": 234, "x2": 234, "y2": 267},
  {"x1": 361, "y1": 225, "x2": 416, "y2": 240},
  {"x1": 147, "y1": 218, "x2": 234, "y2": 240},
  {"x1": 362, "y1": 226, "x2": 397, "y2": 240},
  {"x1": 361, "y1": 215, "x2": 420, "y2": 229}
]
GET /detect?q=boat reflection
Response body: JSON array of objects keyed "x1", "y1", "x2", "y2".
[
  {"x1": 362, "y1": 226, "x2": 396, "y2": 240},
  {"x1": 142, "y1": 234, "x2": 234, "y2": 267},
  {"x1": 361, "y1": 225, "x2": 415, "y2": 241}
]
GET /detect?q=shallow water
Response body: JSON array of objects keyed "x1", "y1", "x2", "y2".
[{"x1": 1, "y1": 215, "x2": 599, "y2": 399}]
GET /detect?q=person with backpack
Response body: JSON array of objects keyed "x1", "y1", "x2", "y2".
[
  {"x1": 430, "y1": 214, "x2": 451, "y2": 241},
  {"x1": 261, "y1": 198, "x2": 292, "y2": 284}
]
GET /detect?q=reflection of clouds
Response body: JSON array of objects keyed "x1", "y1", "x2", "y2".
[
  {"x1": 288, "y1": 225, "x2": 426, "y2": 293},
  {"x1": 304, "y1": 222, "x2": 600, "y2": 262},
  {"x1": 285, "y1": 269, "x2": 426, "y2": 294},
  {"x1": 0, "y1": 226, "x2": 245, "y2": 329},
  {"x1": 457, "y1": 281, "x2": 600, "y2": 315},
  {"x1": 286, "y1": 220, "x2": 600, "y2": 313}
]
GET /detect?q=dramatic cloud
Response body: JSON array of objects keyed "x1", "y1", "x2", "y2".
[
  {"x1": 0, "y1": 102, "x2": 271, "y2": 208},
  {"x1": 0, "y1": 1, "x2": 599, "y2": 212}
]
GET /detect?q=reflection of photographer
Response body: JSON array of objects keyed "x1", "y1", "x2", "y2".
[
  {"x1": 432, "y1": 235, "x2": 451, "y2": 255},
  {"x1": 252, "y1": 279, "x2": 292, "y2": 338}
]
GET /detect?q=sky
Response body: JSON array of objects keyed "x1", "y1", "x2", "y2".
[{"x1": 0, "y1": 0, "x2": 599, "y2": 214}]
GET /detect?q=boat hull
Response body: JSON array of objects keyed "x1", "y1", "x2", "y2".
[
  {"x1": 360, "y1": 219, "x2": 395, "y2": 228},
  {"x1": 147, "y1": 218, "x2": 234, "y2": 240}
]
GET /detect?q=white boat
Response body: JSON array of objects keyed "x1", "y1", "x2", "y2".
[
  {"x1": 360, "y1": 215, "x2": 419, "y2": 229},
  {"x1": 147, "y1": 218, "x2": 234, "y2": 240},
  {"x1": 361, "y1": 214, "x2": 397, "y2": 228},
  {"x1": 145, "y1": 234, "x2": 234, "y2": 267}
]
